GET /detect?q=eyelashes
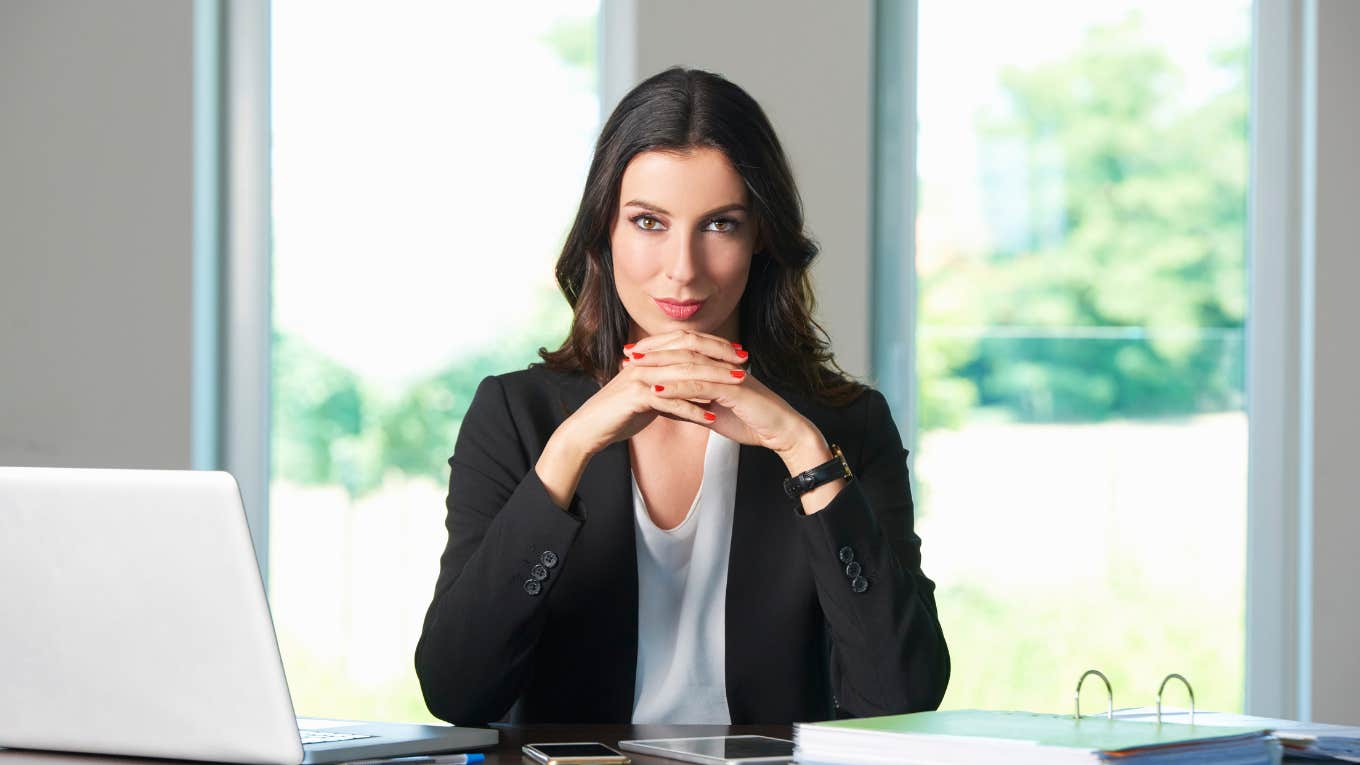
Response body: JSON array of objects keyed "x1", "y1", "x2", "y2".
[
  {"x1": 632, "y1": 214, "x2": 664, "y2": 232},
  {"x1": 629, "y1": 214, "x2": 743, "y2": 235}
]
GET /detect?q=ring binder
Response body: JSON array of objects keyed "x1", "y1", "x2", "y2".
[
  {"x1": 1156, "y1": 673, "x2": 1196, "y2": 725},
  {"x1": 1073, "y1": 668, "x2": 1113, "y2": 720}
]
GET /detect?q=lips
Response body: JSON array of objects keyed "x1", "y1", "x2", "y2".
[{"x1": 653, "y1": 298, "x2": 705, "y2": 320}]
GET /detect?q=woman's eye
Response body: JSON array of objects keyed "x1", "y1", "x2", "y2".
[
  {"x1": 705, "y1": 218, "x2": 740, "y2": 233},
  {"x1": 633, "y1": 215, "x2": 663, "y2": 231}
]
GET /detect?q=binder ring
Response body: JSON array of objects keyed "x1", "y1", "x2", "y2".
[
  {"x1": 1156, "y1": 673, "x2": 1196, "y2": 725},
  {"x1": 1074, "y1": 669, "x2": 1113, "y2": 720}
]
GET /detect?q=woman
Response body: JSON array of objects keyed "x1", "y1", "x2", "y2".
[{"x1": 415, "y1": 67, "x2": 948, "y2": 725}]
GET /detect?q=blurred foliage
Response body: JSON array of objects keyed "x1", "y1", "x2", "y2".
[
  {"x1": 272, "y1": 332, "x2": 367, "y2": 491},
  {"x1": 542, "y1": 13, "x2": 596, "y2": 82},
  {"x1": 272, "y1": 286, "x2": 571, "y2": 496},
  {"x1": 918, "y1": 16, "x2": 1249, "y2": 429},
  {"x1": 937, "y1": 559, "x2": 1245, "y2": 714}
]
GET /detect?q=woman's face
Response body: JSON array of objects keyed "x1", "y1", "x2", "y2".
[{"x1": 610, "y1": 146, "x2": 757, "y2": 343}]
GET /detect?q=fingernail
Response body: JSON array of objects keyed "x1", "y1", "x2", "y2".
[
  {"x1": 624, "y1": 343, "x2": 636, "y2": 350},
  {"x1": 632, "y1": 352, "x2": 645, "y2": 359},
  {"x1": 730, "y1": 342, "x2": 743, "y2": 349},
  {"x1": 703, "y1": 412, "x2": 717, "y2": 422},
  {"x1": 735, "y1": 349, "x2": 749, "y2": 359},
  {"x1": 654, "y1": 384, "x2": 664, "y2": 392},
  {"x1": 730, "y1": 370, "x2": 746, "y2": 379}
]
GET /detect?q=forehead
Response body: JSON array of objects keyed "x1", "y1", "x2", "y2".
[{"x1": 618, "y1": 147, "x2": 748, "y2": 211}]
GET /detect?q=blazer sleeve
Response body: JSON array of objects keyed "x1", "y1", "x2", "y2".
[
  {"x1": 796, "y1": 388, "x2": 950, "y2": 716},
  {"x1": 414, "y1": 374, "x2": 584, "y2": 724}
]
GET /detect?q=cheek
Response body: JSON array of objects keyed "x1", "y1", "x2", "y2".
[
  {"x1": 710, "y1": 244, "x2": 753, "y2": 289},
  {"x1": 609, "y1": 229, "x2": 659, "y2": 291}
]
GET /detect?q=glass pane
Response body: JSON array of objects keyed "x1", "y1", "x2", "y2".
[
  {"x1": 269, "y1": 0, "x2": 598, "y2": 721},
  {"x1": 915, "y1": 1, "x2": 1251, "y2": 713}
]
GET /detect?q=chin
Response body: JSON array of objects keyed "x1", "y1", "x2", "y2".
[{"x1": 627, "y1": 295, "x2": 736, "y2": 338}]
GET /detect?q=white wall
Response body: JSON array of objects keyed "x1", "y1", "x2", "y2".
[
  {"x1": 1304, "y1": 0, "x2": 1360, "y2": 726},
  {"x1": 603, "y1": 0, "x2": 875, "y2": 380},
  {"x1": 0, "y1": 0, "x2": 196, "y2": 469}
]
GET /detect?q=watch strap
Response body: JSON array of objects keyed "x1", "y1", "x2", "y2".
[{"x1": 783, "y1": 443, "x2": 853, "y2": 500}]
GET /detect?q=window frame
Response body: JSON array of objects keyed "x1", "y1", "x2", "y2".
[{"x1": 869, "y1": 0, "x2": 1307, "y2": 717}]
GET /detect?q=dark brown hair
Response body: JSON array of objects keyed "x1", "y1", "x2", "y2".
[{"x1": 538, "y1": 66, "x2": 864, "y2": 407}]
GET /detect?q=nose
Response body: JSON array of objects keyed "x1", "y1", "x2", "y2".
[{"x1": 664, "y1": 228, "x2": 700, "y2": 284}]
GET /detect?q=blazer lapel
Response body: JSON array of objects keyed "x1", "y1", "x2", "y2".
[{"x1": 724, "y1": 439, "x2": 803, "y2": 721}]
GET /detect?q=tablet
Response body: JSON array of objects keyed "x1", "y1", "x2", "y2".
[{"x1": 616, "y1": 735, "x2": 794, "y2": 765}]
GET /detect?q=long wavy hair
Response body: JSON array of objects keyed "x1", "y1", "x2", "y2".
[{"x1": 538, "y1": 67, "x2": 864, "y2": 407}]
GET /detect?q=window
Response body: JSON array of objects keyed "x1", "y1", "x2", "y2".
[
  {"x1": 911, "y1": 1, "x2": 1252, "y2": 712},
  {"x1": 269, "y1": 0, "x2": 599, "y2": 721}
]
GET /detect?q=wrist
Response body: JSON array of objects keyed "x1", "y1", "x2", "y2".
[
  {"x1": 777, "y1": 421, "x2": 834, "y2": 475},
  {"x1": 544, "y1": 416, "x2": 592, "y2": 465},
  {"x1": 536, "y1": 423, "x2": 593, "y2": 512}
]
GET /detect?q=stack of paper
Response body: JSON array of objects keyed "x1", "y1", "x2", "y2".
[
  {"x1": 794, "y1": 709, "x2": 1280, "y2": 765},
  {"x1": 1112, "y1": 708, "x2": 1360, "y2": 762}
]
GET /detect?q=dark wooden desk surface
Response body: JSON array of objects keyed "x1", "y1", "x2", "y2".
[{"x1": 0, "y1": 725, "x2": 795, "y2": 765}]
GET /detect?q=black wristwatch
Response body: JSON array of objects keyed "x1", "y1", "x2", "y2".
[{"x1": 783, "y1": 444, "x2": 853, "y2": 500}]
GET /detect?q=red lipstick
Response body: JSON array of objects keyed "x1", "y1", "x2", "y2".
[{"x1": 653, "y1": 297, "x2": 705, "y2": 320}]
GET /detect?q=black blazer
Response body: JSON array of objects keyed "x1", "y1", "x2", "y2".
[{"x1": 414, "y1": 364, "x2": 948, "y2": 724}]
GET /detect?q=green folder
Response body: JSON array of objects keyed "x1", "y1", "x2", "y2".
[
  {"x1": 812, "y1": 709, "x2": 1267, "y2": 751},
  {"x1": 795, "y1": 709, "x2": 1276, "y2": 763}
]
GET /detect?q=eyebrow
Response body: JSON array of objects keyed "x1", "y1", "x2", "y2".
[{"x1": 622, "y1": 199, "x2": 748, "y2": 218}]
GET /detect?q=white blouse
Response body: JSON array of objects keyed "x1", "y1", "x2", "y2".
[{"x1": 630, "y1": 430, "x2": 739, "y2": 724}]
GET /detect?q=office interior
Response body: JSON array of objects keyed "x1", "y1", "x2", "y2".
[{"x1": 2, "y1": 0, "x2": 1357, "y2": 728}]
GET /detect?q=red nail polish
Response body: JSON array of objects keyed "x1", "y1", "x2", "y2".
[
  {"x1": 730, "y1": 370, "x2": 746, "y2": 379},
  {"x1": 735, "y1": 349, "x2": 749, "y2": 359},
  {"x1": 654, "y1": 384, "x2": 664, "y2": 392},
  {"x1": 730, "y1": 342, "x2": 743, "y2": 349},
  {"x1": 632, "y1": 352, "x2": 645, "y2": 359},
  {"x1": 624, "y1": 343, "x2": 636, "y2": 350},
  {"x1": 703, "y1": 412, "x2": 717, "y2": 422}
]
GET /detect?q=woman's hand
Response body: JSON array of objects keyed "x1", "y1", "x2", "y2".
[
  {"x1": 556, "y1": 333, "x2": 750, "y2": 459},
  {"x1": 622, "y1": 330, "x2": 829, "y2": 468},
  {"x1": 624, "y1": 330, "x2": 845, "y2": 513},
  {"x1": 536, "y1": 332, "x2": 756, "y2": 510}
]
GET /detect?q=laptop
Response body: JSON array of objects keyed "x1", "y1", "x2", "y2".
[{"x1": 0, "y1": 466, "x2": 498, "y2": 765}]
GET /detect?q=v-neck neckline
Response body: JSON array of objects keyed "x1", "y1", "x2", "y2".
[{"x1": 631, "y1": 428, "x2": 715, "y2": 534}]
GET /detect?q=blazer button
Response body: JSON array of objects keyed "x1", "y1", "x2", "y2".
[
  {"x1": 524, "y1": 579, "x2": 542, "y2": 596},
  {"x1": 530, "y1": 563, "x2": 549, "y2": 581},
  {"x1": 850, "y1": 575, "x2": 869, "y2": 594},
  {"x1": 541, "y1": 550, "x2": 559, "y2": 569},
  {"x1": 838, "y1": 546, "x2": 855, "y2": 564},
  {"x1": 845, "y1": 561, "x2": 862, "y2": 578}
]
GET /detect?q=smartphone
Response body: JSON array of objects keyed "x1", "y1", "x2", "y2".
[
  {"x1": 522, "y1": 742, "x2": 631, "y2": 765},
  {"x1": 617, "y1": 735, "x2": 794, "y2": 765}
]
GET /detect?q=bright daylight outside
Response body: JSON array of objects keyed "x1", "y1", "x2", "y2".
[
  {"x1": 270, "y1": 1, "x2": 598, "y2": 722},
  {"x1": 269, "y1": 0, "x2": 1251, "y2": 724},
  {"x1": 915, "y1": 1, "x2": 1251, "y2": 713}
]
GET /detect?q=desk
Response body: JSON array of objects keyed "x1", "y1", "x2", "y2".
[{"x1": 0, "y1": 725, "x2": 795, "y2": 765}]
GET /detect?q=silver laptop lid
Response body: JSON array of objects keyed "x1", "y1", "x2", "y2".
[{"x1": 0, "y1": 467, "x2": 305, "y2": 765}]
